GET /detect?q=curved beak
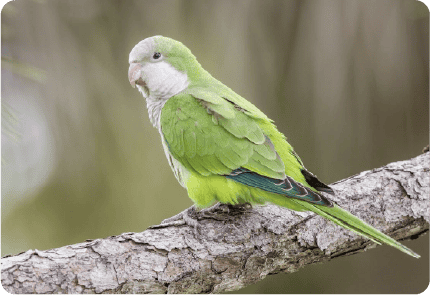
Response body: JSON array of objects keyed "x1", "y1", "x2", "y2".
[{"x1": 128, "y1": 63, "x2": 144, "y2": 88}]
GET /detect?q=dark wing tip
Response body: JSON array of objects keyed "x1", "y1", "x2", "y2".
[
  {"x1": 301, "y1": 169, "x2": 334, "y2": 195},
  {"x1": 312, "y1": 190, "x2": 334, "y2": 207}
]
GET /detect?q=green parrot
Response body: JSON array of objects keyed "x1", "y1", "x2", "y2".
[{"x1": 128, "y1": 36, "x2": 419, "y2": 258}]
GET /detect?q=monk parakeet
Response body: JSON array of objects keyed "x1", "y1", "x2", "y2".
[{"x1": 128, "y1": 36, "x2": 419, "y2": 258}]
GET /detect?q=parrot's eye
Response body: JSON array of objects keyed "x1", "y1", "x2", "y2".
[{"x1": 152, "y1": 52, "x2": 161, "y2": 60}]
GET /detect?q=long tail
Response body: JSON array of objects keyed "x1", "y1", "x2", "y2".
[
  {"x1": 295, "y1": 200, "x2": 420, "y2": 258},
  {"x1": 225, "y1": 167, "x2": 419, "y2": 257}
]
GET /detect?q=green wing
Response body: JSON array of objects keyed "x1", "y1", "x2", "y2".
[
  {"x1": 161, "y1": 88, "x2": 334, "y2": 207},
  {"x1": 161, "y1": 89, "x2": 286, "y2": 180}
]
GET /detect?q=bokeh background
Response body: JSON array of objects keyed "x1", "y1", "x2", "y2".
[{"x1": 2, "y1": 0, "x2": 428, "y2": 293}]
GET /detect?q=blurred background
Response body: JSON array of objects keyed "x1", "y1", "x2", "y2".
[{"x1": 1, "y1": 0, "x2": 428, "y2": 293}]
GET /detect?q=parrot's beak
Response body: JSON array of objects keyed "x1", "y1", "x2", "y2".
[{"x1": 128, "y1": 63, "x2": 145, "y2": 88}]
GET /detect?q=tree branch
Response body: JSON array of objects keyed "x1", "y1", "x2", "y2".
[{"x1": 2, "y1": 153, "x2": 429, "y2": 294}]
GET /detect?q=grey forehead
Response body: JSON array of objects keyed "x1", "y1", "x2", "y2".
[{"x1": 129, "y1": 37, "x2": 156, "y2": 63}]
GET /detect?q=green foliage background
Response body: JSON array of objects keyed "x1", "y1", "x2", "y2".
[{"x1": 2, "y1": 0, "x2": 428, "y2": 293}]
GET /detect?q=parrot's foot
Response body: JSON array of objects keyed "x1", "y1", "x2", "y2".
[
  {"x1": 148, "y1": 203, "x2": 252, "y2": 239},
  {"x1": 148, "y1": 206, "x2": 203, "y2": 238},
  {"x1": 148, "y1": 206, "x2": 196, "y2": 229},
  {"x1": 198, "y1": 202, "x2": 252, "y2": 220}
]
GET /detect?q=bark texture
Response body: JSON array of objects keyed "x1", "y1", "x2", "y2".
[{"x1": 2, "y1": 153, "x2": 429, "y2": 294}]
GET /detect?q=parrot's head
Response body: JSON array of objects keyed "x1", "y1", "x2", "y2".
[{"x1": 128, "y1": 36, "x2": 202, "y2": 100}]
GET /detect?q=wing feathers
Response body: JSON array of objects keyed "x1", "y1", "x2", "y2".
[
  {"x1": 184, "y1": 130, "x2": 197, "y2": 157},
  {"x1": 301, "y1": 169, "x2": 334, "y2": 195},
  {"x1": 161, "y1": 92, "x2": 332, "y2": 207},
  {"x1": 253, "y1": 137, "x2": 278, "y2": 160},
  {"x1": 163, "y1": 93, "x2": 284, "y2": 179},
  {"x1": 226, "y1": 168, "x2": 333, "y2": 206}
]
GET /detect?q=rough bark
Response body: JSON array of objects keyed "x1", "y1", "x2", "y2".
[{"x1": 2, "y1": 153, "x2": 429, "y2": 294}]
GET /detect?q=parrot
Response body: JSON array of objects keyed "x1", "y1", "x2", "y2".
[{"x1": 128, "y1": 35, "x2": 419, "y2": 258}]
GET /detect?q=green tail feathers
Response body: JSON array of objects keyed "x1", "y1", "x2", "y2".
[{"x1": 295, "y1": 201, "x2": 420, "y2": 258}]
